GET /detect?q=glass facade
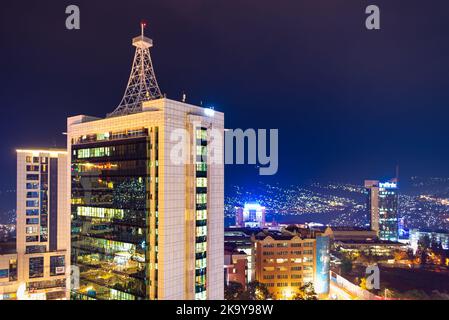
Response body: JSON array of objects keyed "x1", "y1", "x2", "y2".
[
  {"x1": 29, "y1": 257, "x2": 44, "y2": 278},
  {"x1": 195, "y1": 127, "x2": 208, "y2": 300},
  {"x1": 71, "y1": 128, "x2": 158, "y2": 300},
  {"x1": 378, "y1": 186, "x2": 399, "y2": 241},
  {"x1": 50, "y1": 256, "x2": 65, "y2": 276},
  {"x1": 40, "y1": 157, "x2": 49, "y2": 243},
  {"x1": 24, "y1": 155, "x2": 54, "y2": 247}
]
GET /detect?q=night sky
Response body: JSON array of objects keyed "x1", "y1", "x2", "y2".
[{"x1": 1, "y1": 0, "x2": 449, "y2": 210}]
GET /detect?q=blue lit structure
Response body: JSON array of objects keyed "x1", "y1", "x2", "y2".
[{"x1": 314, "y1": 235, "x2": 330, "y2": 295}]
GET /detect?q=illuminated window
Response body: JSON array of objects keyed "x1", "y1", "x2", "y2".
[
  {"x1": 303, "y1": 257, "x2": 313, "y2": 263},
  {"x1": 196, "y1": 163, "x2": 207, "y2": 172},
  {"x1": 196, "y1": 128, "x2": 207, "y2": 141},
  {"x1": 26, "y1": 226, "x2": 37, "y2": 234},
  {"x1": 76, "y1": 206, "x2": 124, "y2": 219},
  {"x1": 276, "y1": 258, "x2": 288, "y2": 263},
  {"x1": 195, "y1": 242, "x2": 207, "y2": 253},
  {"x1": 196, "y1": 210, "x2": 207, "y2": 220},
  {"x1": 196, "y1": 193, "x2": 207, "y2": 204},
  {"x1": 196, "y1": 146, "x2": 207, "y2": 157},
  {"x1": 196, "y1": 226, "x2": 207, "y2": 237},
  {"x1": 77, "y1": 147, "x2": 111, "y2": 159},
  {"x1": 196, "y1": 178, "x2": 207, "y2": 188},
  {"x1": 303, "y1": 265, "x2": 313, "y2": 271},
  {"x1": 195, "y1": 258, "x2": 207, "y2": 269},
  {"x1": 276, "y1": 267, "x2": 288, "y2": 272}
]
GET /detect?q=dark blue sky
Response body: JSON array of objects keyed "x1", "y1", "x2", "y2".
[{"x1": 1, "y1": 0, "x2": 449, "y2": 202}]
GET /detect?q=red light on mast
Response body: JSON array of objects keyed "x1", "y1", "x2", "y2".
[{"x1": 140, "y1": 20, "x2": 148, "y2": 36}]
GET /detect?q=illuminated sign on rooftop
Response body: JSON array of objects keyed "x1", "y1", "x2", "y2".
[
  {"x1": 204, "y1": 108, "x2": 215, "y2": 117},
  {"x1": 379, "y1": 182, "x2": 397, "y2": 189}
]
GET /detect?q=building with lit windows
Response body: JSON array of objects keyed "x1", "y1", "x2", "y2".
[
  {"x1": 224, "y1": 248, "x2": 248, "y2": 289},
  {"x1": 410, "y1": 229, "x2": 449, "y2": 253},
  {"x1": 0, "y1": 149, "x2": 69, "y2": 300},
  {"x1": 68, "y1": 24, "x2": 224, "y2": 300},
  {"x1": 235, "y1": 203, "x2": 266, "y2": 228},
  {"x1": 323, "y1": 226, "x2": 377, "y2": 242},
  {"x1": 365, "y1": 180, "x2": 399, "y2": 242},
  {"x1": 224, "y1": 228, "x2": 257, "y2": 284},
  {"x1": 251, "y1": 228, "x2": 329, "y2": 299}
]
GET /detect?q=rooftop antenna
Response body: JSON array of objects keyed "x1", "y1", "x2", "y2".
[
  {"x1": 107, "y1": 20, "x2": 162, "y2": 117},
  {"x1": 391, "y1": 164, "x2": 400, "y2": 183}
]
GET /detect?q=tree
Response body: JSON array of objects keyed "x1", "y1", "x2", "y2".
[
  {"x1": 418, "y1": 235, "x2": 431, "y2": 266},
  {"x1": 340, "y1": 257, "x2": 353, "y2": 275},
  {"x1": 359, "y1": 278, "x2": 367, "y2": 290},
  {"x1": 292, "y1": 282, "x2": 318, "y2": 300},
  {"x1": 441, "y1": 249, "x2": 449, "y2": 266},
  {"x1": 393, "y1": 250, "x2": 407, "y2": 262},
  {"x1": 406, "y1": 248, "x2": 415, "y2": 260},
  {"x1": 240, "y1": 281, "x2": 274, "y2": 300},
  {"x1": 429, "y1": 240, "x2": 449, "y2": 266},
  {"x1": 224, "y1": 281, "x2": 244, "y2": 300}
]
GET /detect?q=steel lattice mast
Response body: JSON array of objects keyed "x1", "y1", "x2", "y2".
[{"x1": 108, "y1": 21, "x2": 163, "y2": 117}]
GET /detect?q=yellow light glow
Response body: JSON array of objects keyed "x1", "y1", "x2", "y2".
[
  {"x1": 283, "y1": 288, "x2": 294, "y2": 300},
  {"x1": 16, "y1": 149, "x2": 67, "y2": 157}
]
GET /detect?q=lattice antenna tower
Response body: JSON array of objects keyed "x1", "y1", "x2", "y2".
[{"x1": 108, "y1": 21, "x2": 163, "y2": 117}]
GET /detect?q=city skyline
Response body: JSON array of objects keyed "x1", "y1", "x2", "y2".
[
  {"x1": 2, "y1": 1, "x2": 449, "y2": 194},
  {"x1": 1, "y1": 0, "x2": 449, "y2": 303}
]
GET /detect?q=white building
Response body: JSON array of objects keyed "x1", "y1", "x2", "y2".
[
  {"x1": 0, "y1": 149, "x2": 70, "y2": 300},
  {"x1": 235, "y1": 203, "x2": 266, "y2": 228},
  {"x1": 67, "y1": 24, "x2": 224, "y2": 300}
]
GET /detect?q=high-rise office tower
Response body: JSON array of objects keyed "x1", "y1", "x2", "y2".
[
  {"x1": 235, "y1": 206, "x2": 244, "y2": 227},
  {"x1": 0, "y1": 149, "x2": 69, "y2": 300},
  {"x1": 365, "y1": 180, "x2": 399, "y2": 242},
  {"x1": 68, "y1": 24, "x2": 224, "y2": 300}
]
